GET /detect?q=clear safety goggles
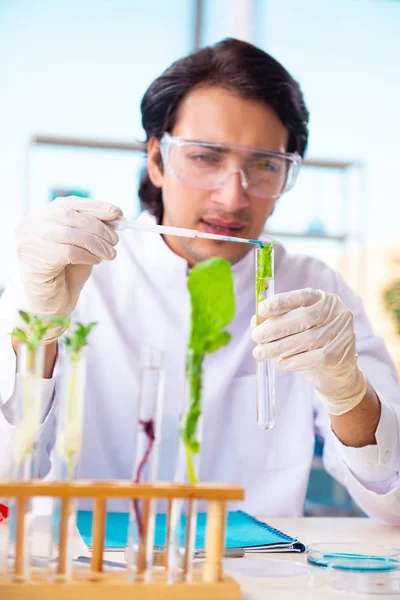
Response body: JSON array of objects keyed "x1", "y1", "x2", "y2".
[{"x1": 159, "y1": 133, "x2": 302, "y2": 199}]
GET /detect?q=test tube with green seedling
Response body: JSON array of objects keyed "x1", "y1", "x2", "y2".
[
  {"x1": 255, "y1": 242, "x2": 276, "y2": 430},
  {"x1": 167, "y1": 257, "x2": 235, "y2": 583},
  {"x1": 7, "y1": 311, "x2": 50, "y2": 581},
  {"x1": 11, "y1": 311, "x2": 53, "y2": 477},
  {"x1": 50, "y1": 318, "x2": 96, "y2": 582},
  {"x1": 52, "y1": 319, "x2": 96, "y2": 481}
]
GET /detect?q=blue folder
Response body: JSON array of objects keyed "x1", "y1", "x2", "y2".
[{"x1": 77, "y1": 510, "x2": 305, "y2": 553}]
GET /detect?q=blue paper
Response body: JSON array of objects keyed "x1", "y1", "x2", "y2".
[{"x1": 76, "y1": 509, "x2": 305, "y2": 552}]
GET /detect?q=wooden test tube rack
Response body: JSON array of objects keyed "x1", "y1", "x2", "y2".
[{"x1": 0, "y1": 480, "x2": 244, "y2": 599}]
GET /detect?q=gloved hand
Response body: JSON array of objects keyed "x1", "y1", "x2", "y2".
[
  {"x1": 15, "y1": 197, "x2": 122, "y2": 343},
  {"x1": 251, "y1": 288, "x2": 368, "y2": 416}
]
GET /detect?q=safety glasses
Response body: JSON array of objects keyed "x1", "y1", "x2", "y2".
[{"x1": 159, "y1": 133, "x2": 302, "y2": 199}]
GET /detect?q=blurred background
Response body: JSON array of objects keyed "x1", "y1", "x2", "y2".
[{"x1": 1, "y1": 0, "x2": 400, "y2": 516}]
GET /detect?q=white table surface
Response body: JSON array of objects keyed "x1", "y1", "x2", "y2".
[
  {"x1": 104, "y1": 517, "x2": 400, "y2": 599},
  {"x1": 3, "y1": 515, "x2": 397, "y2": 598},
  {"x1": 235, "y1": 517, "x2": 400, "y2": 599}
]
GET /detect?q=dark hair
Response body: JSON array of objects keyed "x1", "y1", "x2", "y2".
[{"x1": 139, "y1": 38, "x2": 309, "y2": 223}]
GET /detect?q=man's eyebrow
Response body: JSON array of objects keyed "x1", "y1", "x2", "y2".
[
  {"x1": 248, "y1": 150, "x2": 276, "y2": 160},
  {"x1": 187, "y1": 141, "x2": 282, "y2": 157},
  {"x1": 188, "y1": 140, "x2": 229, "y2": 153}
]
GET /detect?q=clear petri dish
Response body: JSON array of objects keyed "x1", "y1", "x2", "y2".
[
  {"x1": 328, "y1": 566, "x2": 400, "y2": 595},
  {"x1": 222, "y1": 558, "x2": 314, "y2": 589},
  {"x1": 307, "y1": 543, "x2": 400, "y2": 595}
]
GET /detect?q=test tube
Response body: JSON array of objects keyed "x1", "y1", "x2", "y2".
[
  {"x1": 50, "y1": 347, "x2": 88, "y2": 582},
  {"x1": 55, "y1": 348, "x2": 87, "y2": 482},
  {"x1": 126, "y1": 346, "x2": 165, "y2": 582},
  {"x1": 7, "y1": 343, "x2": 45, "y2": 582},
  {"x1": 255, "y1": 246, "x2": 276, "y2": 430},
  {"x1": 14, "y1": 344, "x2": 45, "y2": 480},
  {"x1": 167, "y1": 369, "x2": 203, "y2": 584}
]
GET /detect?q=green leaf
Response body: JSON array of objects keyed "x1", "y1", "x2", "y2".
[
  {"x1": 62, "y1": 321, "x2": 97, "y2": 357},
  {"x1": 18, "y1": 310, "x2": 30, "y2": 324},
  {"x1": 10, "y1": 311, "x2": 60, "y2": 350},
  {"x1": 181, "y1": 257, "x2": 235, "y2": 483},
  {"x1": 205, "y1": 331, "x2": 231, "y2": 354},
  {"x1": 48, "y1": 315, "x2": 69, "y2": 328},
  {"x1": 86, "y1": 322, "x2": 98, "y2": 334},
  {"x1": 255, "y1": 242, "x2": 275, "y2": 323},
  {"x1": 187, "y1": 257, "x2": 235, "y2": 353},
  {"x1": 258, "y1": 242, "x2": 275, "y2": 278},
  {"x1": 256, "y1": 243, "x2": 274, "y2": 295},
  {"x1": 37, "y1": 322, "x2": 50, "y2": 336},
  {"x1": 11, "y1": 328, "x2": 28, "y2": 343}
]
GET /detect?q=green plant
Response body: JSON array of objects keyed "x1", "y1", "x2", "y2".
[
  {"x1": 49, "y1": 317, "x2": 96, "y2": 357},
  {"x1": 53, "y1": 318, "x2": 97, "y2": 480},
  {"x1": 181, "y1": 257, "x2": 235, "y2": 483},
  {"x1": 10, "y1": 312, "x2": 95, "y2": 472},
  {"x1": 255, "y1": 242, "x2": 275, "y2": 326},
  {"x1": 11, "y1": 311, "x2": 59, "y2": 465},
  {"x1": 11, "y1": 311, "x2": 61, "y2": 353},
  {"x1": 383, "y1": 278, "x2": 400, "y2": 335}
]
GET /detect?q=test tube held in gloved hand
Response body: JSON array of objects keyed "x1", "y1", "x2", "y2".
[{"x1": 255, "y1": 244, "x2": 276, "y2": 430}]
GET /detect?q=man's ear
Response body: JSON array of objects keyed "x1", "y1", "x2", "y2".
[{"x1": 147, "y1": 137, "x2": 163, "y2": 188}]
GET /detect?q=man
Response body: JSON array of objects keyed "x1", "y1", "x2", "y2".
[{"x1": 1, "y1": 38, "x2": 399, "y2": 521}]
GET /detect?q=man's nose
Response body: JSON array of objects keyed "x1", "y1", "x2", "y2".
[{"x1": 211, "y1": 170, "x2": 249, "y2": 211}]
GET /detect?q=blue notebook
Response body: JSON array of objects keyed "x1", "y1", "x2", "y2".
[{"x1": 77, "y1": 510, "x2": 305, "y2": 553}]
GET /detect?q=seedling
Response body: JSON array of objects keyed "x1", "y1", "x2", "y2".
[
  {"x1": 255, "y1": 242, "x2": 275, "y2": 326},
  {"x1": 181, "y1": 258, "x2": 235, "y2": 483},
  {"x1": 53, "y1": 318, "x2": 97, "y2": 480}
]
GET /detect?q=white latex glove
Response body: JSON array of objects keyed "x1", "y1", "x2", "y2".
[
  {"x1": 251, "y1": 288, "x2": 368, "y2": 416},
  {"x1": 15, "y1": 197, "x2": 122, "y2": 342}
]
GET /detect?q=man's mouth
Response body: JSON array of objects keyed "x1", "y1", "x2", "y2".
[{"x1": 200, "y1": 218, "x2": 246, "y2": 238}]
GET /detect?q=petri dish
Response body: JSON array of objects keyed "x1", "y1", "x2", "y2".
[
  {"x1": 223, "y1": 558, "x2": 314, "y2": 589},
  {"x1": 308, "y1": 543, "x2": 400, "y2": 595},
  {"x1": 328, "y1": 567, "x2": 400, "y2": 595},
  {"x1": 308, "y1": 543, "x2": 400, "y2": 572}
]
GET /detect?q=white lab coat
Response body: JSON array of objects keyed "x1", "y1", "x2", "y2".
[{"x1": 0, "y1": 211, "x2": 400, "y2": 522}]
